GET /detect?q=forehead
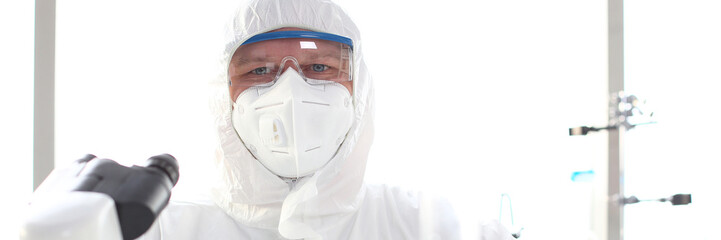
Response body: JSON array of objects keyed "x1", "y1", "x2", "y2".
[{"x1": 232, "y1": 38, "x2": 344, "y2": 62}]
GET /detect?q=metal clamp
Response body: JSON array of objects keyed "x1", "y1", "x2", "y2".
[{"x1": 569, "y1": 91, "x2": 655, "y2": 136}]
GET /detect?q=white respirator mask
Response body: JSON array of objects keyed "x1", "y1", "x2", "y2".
[{"x1": 231, "y1": 66, "x2": 354, "y2": 178}]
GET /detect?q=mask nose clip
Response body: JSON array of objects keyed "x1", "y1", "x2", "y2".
[{"x1": 274, "y1": 56, "x2": 307, "y2": 81}]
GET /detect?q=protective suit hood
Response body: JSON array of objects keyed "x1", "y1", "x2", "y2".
[{"x1": 209, "y1": 0, "x2": 374, "y2": 238}]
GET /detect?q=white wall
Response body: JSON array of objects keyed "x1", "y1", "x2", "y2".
[
  {"x1": 53, "y1": 0, "x2": 238, "y2": 198},
  {"x1": 623, "y1": 1, "x2": 721, "y2": 239},
  {"x1": 338, "y1": 1, "x2": 607, "y2": 239},
  {"x1": 0, "y1": 1, "x2": 35, "y2": 239}
]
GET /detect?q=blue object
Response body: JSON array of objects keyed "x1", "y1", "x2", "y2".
[
  {"x1": 571, "y1": 170, "x2": 595, "y2": 182},
  {"x1": 241, "y1": 31, "x2": 354, "y2": 49}
]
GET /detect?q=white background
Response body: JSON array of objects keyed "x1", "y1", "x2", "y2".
[
  {"x1": 2, "y1": 0, "x2": 718, "y2": 239},
  {"x1": 1, "y1": 0, "x2": 35, "y2": 239}
]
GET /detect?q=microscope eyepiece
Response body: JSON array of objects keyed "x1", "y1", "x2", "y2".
[{"x1": 144, "y1": 154, "x2": 180, "y2": 186}]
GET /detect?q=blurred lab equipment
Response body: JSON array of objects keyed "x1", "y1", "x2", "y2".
[
  {"x1": 569, "y1": 92, "x2": 655, "y2": 136},
  {"x1": 499, "y1": 193, "x2": 523, "y2": 239},
  {"x1": 622, "y1": 194, "x2": 692, "y2": 206},
  {"x1": 569, "y1": 91, "x2": 692, "y2": 240},
  {"x1": 20, "y1": 154, "x2": 179, "y2": 240}
]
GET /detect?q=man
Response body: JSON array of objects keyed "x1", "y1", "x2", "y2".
[{"x1": 139, "y1": 0, "x2": 513, "y2": 239}]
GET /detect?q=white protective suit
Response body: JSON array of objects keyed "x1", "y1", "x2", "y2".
[{"x1": 138, "y1": 0, "x2": 514, "y2": 239}]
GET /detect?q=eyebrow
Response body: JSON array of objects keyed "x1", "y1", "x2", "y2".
[
  {"x1": 231, "y1": 49, "x2": 345, "y2": 66},
  {"x1": 232, "y1": 56, "x2": 276, "y2": 66},
  {"x1": 306, "y1": 53, "x2": 339, "y2": 59}
]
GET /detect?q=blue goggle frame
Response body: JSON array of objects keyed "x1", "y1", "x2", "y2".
[{"x1": 241, "y1": 31, "x2": 353, "y2": 50}]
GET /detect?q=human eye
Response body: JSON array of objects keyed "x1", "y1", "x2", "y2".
[
  {"x1": 303, "y1": 60, "x2": 346, "y2": 82},
  {"x1": 251, "y1": 66, "x2": 271, "y2": 75},
  {"x1": 230, "y1": 64, "x2": 276, "y2": 87},
  {"x1": 311, "y1": 64, "x2": 329, "y2": 72}
]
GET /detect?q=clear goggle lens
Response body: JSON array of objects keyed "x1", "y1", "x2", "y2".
[{"x1": 228, "y1": 31, "x2": 353, "y2": 95}]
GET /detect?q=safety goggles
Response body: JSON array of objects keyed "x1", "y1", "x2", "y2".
[{"x1": 228, "y1": 31, "x2": 353, "y2": 91}]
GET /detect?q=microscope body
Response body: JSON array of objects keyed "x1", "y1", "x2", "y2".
[
  {"x1": 21, "y1": 154, "x2": 179, "y2": 240},
  {"x1": 22, "y1": 191, "x2": 123, "y2": 240}
]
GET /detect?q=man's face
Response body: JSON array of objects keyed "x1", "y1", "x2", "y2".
[{"x1": 228, "y1": 28, "x2": 353, "y2": 101}]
